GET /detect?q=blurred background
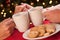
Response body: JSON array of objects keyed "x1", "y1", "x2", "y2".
[{"x1": 0, "y1": 0, "x2": 60, "y2": 22}]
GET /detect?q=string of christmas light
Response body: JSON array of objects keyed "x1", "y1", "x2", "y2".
[{"x1": 0, "y1": 0, "x2": 59, "y2": 21}]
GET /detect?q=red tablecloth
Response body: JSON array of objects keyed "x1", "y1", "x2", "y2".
[{"x1": 5, "y1": 20, "x2": 60, "y2": 40}]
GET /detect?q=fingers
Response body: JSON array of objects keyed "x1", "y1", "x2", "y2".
[
  {"x1": 26, "y1": 4, "x2": 33, "y2": 9},
  {"x1": 3, "y1": 19, "x2": 15, "y2": 34},
  {"x1": 23, "y1": 8, "x2": 28, "y2": 12},
  {"x1": 21, "y1": 3, "x2": 33, "y2": 9},
  {"x1": 3, "y1": 19, "x2": 13, "y2": 25},
  {"x1": 1, "y1": 18, "x2": 15, "y2": 28},
  {"x1": 6, "y1": 19, "x2": 15, "y2": 29},
  {"x1": 0, "y1": 18, "x2": 15, "y2": 40},
  {"x1": 15, "y1": 5, "x2": 24, "y2": 13},
  {"x1": 1, "y1": 18, "x2": 11, "y2": 23},
  {"x1": 6, "y1": 21, "x2": 15, "y2": 35},
  {"x1": 14, "y1": 3, "x2": 27, "y2": 13},
  {"x1": 8, "y1": 21, "x2": 15, "y2": 28},
  {"x1": 14, "y1": 3, "x2": 33, "y2": 13}
]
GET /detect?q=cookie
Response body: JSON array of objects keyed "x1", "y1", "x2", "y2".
[
  {"x1": 28, "y1": 31, "x2": 39, "y2": 38},
  {"x1": 30, "y1": 27, "x2": 38, "y2": 31},
  {"x1": 38, "y1": 25, "x2": 45, "y2": 37},
  {"x1": 44, "y1": 33, "x2": 50, "y2": 36},
  {"x1": 45, "y1": 24, "x2": 55, "y2": 33}
]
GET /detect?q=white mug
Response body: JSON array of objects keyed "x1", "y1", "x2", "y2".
[
  {"x1": 28, "y1": 6, "x2": 43, "y2": 26},
  {"x1": 12, "y1": 12, "x2": 30, "y2": 32}
]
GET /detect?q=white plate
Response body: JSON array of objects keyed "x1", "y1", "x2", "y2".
[{"x1": 23, "y1": 24, "x2": 60, "y2": 40}]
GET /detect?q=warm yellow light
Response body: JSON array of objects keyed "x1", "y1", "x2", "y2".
[
  {"x1": 3, "y1": 15, "x2": 6, "y2": 17},
  {"x1": 4, "y1": 13, "x2": 6, "y2": 14},
  {"x1": 49, "y1": 0, "x2": 52, "y2": 4},
  {"x1": 30, "y1": 2, "x2": 34, "y2": 6},
  {"x1": 3, "y1": 13, "x2": 6, "y2": 17},
  {"x1": 42, "y1": 2, "x2": 45, "y2": 5},
  {"x1": 37, "y1": 0, "x2": 39, "y2": 2},
  {"x1": 2, "y1": 9, "x2": 4, "y2": 12},
  {"x1": 1, "y1": 12, "x2": 3, "y2": 14},
  {"x1": 9, "y1": 10, "x2": 12, "y2": 13},
  {"x1": 12, "y1": 3, "x2": 14, "y2": 5}
]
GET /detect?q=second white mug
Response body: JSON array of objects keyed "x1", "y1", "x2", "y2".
[
  {"x1": 28, "y1": 6, "x2": 43, "y2": 26},
  {"x1": 12, "y1": 11, "x2": 30, "y2": 32}
]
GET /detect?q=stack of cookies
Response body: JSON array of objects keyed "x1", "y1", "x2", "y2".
[{"x1": 28, "y1": 24, "x2": 56, "y2": 38}]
